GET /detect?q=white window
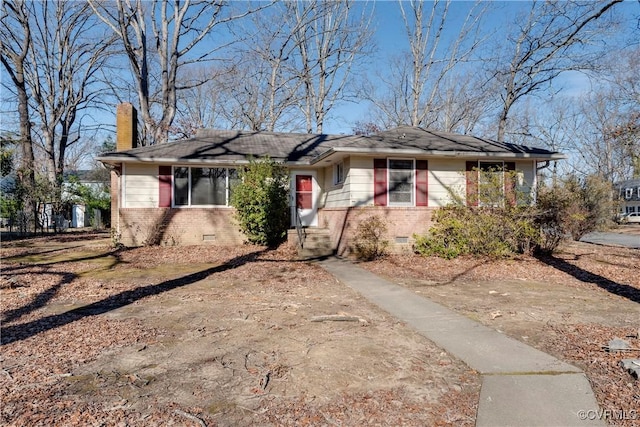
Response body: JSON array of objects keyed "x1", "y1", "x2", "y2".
[
  {"x1": 637, "y1": 187, "x2": 640, "y2": 198},
  {"x1": 625, "y1": 188, "x2": 633, "y2": 199},
  {"x1": 333, "y1": 161, "x2": 344, "y2": 185},
  {"x1": 627, "y1": 206, "x2": 637, "y2": 214},
  {"x1": 388, "y1": 159, "x2": 414, "y2": 206},
  {"x1": 173, "y1": 167, "x2": 239, "y2": 207}
]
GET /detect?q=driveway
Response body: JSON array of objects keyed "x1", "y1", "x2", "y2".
[{"x1": 580, "y1": 225, "x2": 640, "y2": 249}]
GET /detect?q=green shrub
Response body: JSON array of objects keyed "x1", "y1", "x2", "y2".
[
  {"x1": 413, "y1": 206, "x2": 539, "y2": 259},
  {"x1": 536, "y1": 174, "x2": 616, "y2": 253},
  {"x1": 230, "y1": 157, "x2": 289, "y2": 247},
  {"x1": 415, "y1": 173, "x2": 617, "y2": 259},
  {"x1": 353, "y1": 215, "x2": 389, "y2": 260}
]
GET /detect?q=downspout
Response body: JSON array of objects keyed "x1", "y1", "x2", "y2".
[{"x1": 534, "y1": 160, "x2": 551, "y2": 204}]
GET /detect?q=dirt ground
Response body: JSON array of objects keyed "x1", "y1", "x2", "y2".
[
  {"x1": 1, "y1": 233, "x2": 478, "y2": 426},
  {"x1": 1, "y1": 230, "x2": 638, "y2": 426},
  {"x1": 364, "y1": 236, "x2": 640, "y2": 426}
]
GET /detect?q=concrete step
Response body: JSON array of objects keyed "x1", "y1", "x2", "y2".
[
  {"x1": 294, "y1": 228, "x2": 334, "y2": 259},
  {"x1": 298, "y1": 247, "x2": 335, "y2": 259}
]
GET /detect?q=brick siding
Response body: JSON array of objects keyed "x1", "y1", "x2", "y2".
[
  {"x1": 318, "y1": 206, "x2": 434, "y2": 256},
  {"x1": 117, "y1": 208, "x2": 244, "y2": 246}
]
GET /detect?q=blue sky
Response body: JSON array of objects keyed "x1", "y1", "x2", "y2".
[
  {"x1": 321, "y1": 0, "x2": 637, "y2": 134},
  {"x1": 2, "y1": 1, "x2": 636, "y2": 150},
  {"x1": 322, "y1": 0, "x2": 514, "y2": 134}
]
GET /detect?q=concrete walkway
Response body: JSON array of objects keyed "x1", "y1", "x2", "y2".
[
  {"x1": 580, "y1": 231, "x2": 640, "y2": 249},
  {"x1": 318, "y1": 257, "x2": 605, "y2": 427}
]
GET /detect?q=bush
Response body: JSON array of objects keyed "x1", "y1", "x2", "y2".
[
  {"x1": 353, "y1": 215, "x2": 389, "y2": 260},
  {"x1": 536, "y1": 174, "x2": 617, "y2": 252},
  {"x1": 415, "y1": 173, "x2": 617, "y2": 259},
  {"x1": 230, "y1": 157, "x2": 289, "y2": 247},
  {"x1": 413, "y1": 206, "x2": 537, "y2": 259}
]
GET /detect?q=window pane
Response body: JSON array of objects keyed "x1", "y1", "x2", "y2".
[
  {"x1": 174, "y1": 167, "x2": 189, "y2": 206},
  {"x1": 389, "y1": 159, "x2": 412, "y2": 170},
  {"x1": 389, "y1": 191, "x2": 412, "y2": 203},
  {"x1": 388, "y1": 160, "x2": 413, "y2": 205},
  {"x1": 212, "y1": 168, "x2": 227, "y2": 205},
  {"x1": 191, "y1": 168, "x2": 226, "y2": 205},
  {"x1": 228, "y1": 169, "x2": 239, "y2": 204}
]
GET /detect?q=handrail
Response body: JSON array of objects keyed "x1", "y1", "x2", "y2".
[{"x1": 295, "y1": 207, "x2": 307, "y2": 249}]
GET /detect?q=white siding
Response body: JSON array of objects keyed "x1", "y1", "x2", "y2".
[
  {"x1": 428, "y1": 159, "x2": 467, "y2": 207},
  {"x1": 519, "y1": 160, "x2": 536, "y2": 203},
  {"x1": 123, "y1": 163, "x2": 158, "y2": 208},
  {"x1": 322, "y1": 158, "x2": 351, "y2": 208},
  {"x1": 428, "y1": 159, "x2": 537, "y2": 206},
  {"x1": 344, "y1": 157, "x2": 539, "y2": 208},
  {"x1": 348, "y1": 156, "x2": 376, "y2": 206}
]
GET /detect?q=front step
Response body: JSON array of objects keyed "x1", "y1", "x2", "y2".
[{"x1": 291, "y1": 228, "x2": 334, "y2": 259}]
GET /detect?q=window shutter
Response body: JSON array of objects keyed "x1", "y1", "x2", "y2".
[
  {"x1": 416, "y1": 160, "x2": 428, "y2": 206},
  {"x1": 466, "y1": 161, "x2": 478, "y2": 207},
  {"x1": 504, "y1": 162, "x2": 516, "y2": 206},
  {"x1": 374, "y1": 158, "x2": 387, "y2": 206},
  {"x1": 159, "y1": 165, "x2": 172, "y2": 207}
]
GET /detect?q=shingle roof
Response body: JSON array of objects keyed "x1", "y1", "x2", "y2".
[
  {"x1": 97, "y1": 126, "x2": 564, "y2": 165},
  {"x1": 347, "y1": 126, "x2": 556, "y2": 155}
]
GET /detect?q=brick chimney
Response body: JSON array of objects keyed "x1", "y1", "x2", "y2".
[{"x1": 116, "y1": 102, "x2": 138, "y2": 151}]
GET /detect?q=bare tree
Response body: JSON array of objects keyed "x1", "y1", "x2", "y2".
[
  {"x1": 598, "y1": 47, "x2": 640, "y2": 179},
  {"x1": 24, "y1": 1, "x2": 114, "y2": 197},
  {"x1": 215, "y1": 3, "x2": 316, "y2": 132},
  {"x1": 437, "y1": 70, "x2": 496, "y2": 134},
  {"x1": 492, "y1": 0, "x2": 622, "y2": 142},
  {"x1": 1, "y1": 0, "x2": 36, "y2": 231},
  {"x1": 90, "y1": 0, "x2": 271, "y2": 145},
  {"x1": 364, "y1": 0, "x2": 488, "y2": 131},
  {"x1": 289, "y1": 0, "x2": 374, "y2": 134},
  {"x1": 173, "y1": 66, "x2": 230, "y2": 137}
]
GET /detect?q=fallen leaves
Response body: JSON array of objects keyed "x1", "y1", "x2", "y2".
[
  {"x1": 1, "y1": 235, "x2": 480, "y2": 426},
  {"x1": 364, "y1": 240, "x2": 640, "y2": 427}
]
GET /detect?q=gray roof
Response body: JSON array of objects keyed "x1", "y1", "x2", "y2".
[{"x1": 97, "y1": 126, "x2": 565, "y2": 166}]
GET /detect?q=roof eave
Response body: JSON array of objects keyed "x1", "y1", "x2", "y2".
[
  {"x1": 98, "y1": 148, "x2": 566, "y2": 167},
  {"x1": 311, "y1": 147, "x2": 567, "y2": 163},
  {"x1": 97, "y1": 156, "x2": 254, "y2": 166},
  {"x1": 96, "y1": 155, "x2": 315, "y2": 167}
]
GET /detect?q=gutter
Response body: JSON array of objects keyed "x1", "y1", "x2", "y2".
[
  {"x1": 96, "y1": 155, "x2": 315, "y2": 168},
  {"x1": 310, "y1": 147, "x2": 567, "y2": 164}
]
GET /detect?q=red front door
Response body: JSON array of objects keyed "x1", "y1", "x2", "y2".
[
  {"x1": 292, "y1": 173, "x2": 317, "y2": 227},
  {"x1": 296, "y1": 175, "x2": 313, "y2": 209}
]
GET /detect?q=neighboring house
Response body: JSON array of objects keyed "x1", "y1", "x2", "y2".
[
  {"x1": 98, "y1": 103, "x2": 565, "y2": 253},
  {"x1": 615, "y1": 178, "x2": 640, "y2": 215},
  {"x1": 0, "y1": 173, "x2": 16, "y2": 228},
  {"x1": 62, "y1": 170, "x2": 110, "y2": 228}
]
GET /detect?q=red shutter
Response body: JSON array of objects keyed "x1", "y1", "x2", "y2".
[
  {"x1": 416, "y1": 160, "x2": 428, "y2": 206},
  {"x1": 159, "y1": 165, "x2": 172, "y2": 207},
  {"x1": 466, "y1": 161, "x2": 478, "y2": 207},
  {"x1": 374, "y1": 158, "x2": 387, "y2": 206},
  {"x1": 504, "y1": 162, "x2": 516, "y2": 206}
]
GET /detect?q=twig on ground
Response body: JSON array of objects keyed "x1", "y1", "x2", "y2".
[
  {"x1": 311, "y1": 314, "x2": 364, "y2": 322},
  {"x1": 1, "y1": 368, "x2": 13, "y2": 380}
]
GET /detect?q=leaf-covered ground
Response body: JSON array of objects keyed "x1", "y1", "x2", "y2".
[
  {"x1": 1, "y1": 232, "x2": 478, "y2": 426},
  {"x1": 2, "y1": 231, "x2": 638, "y2": 426},
  {"x1": 364, "y1": 237, "x2": 640, "y2": 427}
]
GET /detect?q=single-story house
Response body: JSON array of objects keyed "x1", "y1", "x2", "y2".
[
  {"x1": 98, "y1": 103, "x2": 565, "y2": 254},
  {"x1": 615, "y1": 178, "x2": 640, "y2": 214}
]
